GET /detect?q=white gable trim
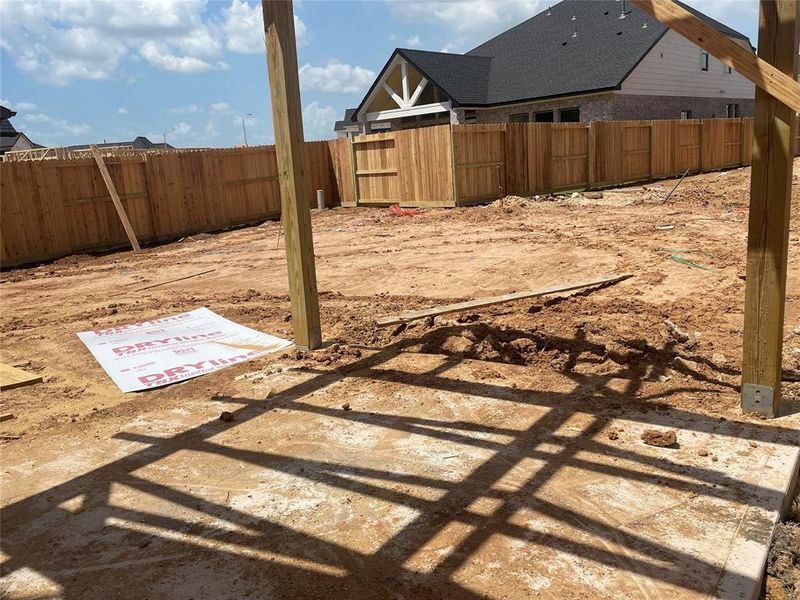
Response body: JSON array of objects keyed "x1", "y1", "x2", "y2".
[
  {"x1": 357, "y1": 54, "x2": 438, "y2": 119},
  {"x1": 365, "y1": 101, "x2": 451, "y2": 123}
]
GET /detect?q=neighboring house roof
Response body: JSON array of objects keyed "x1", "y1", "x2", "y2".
[
  {"x1": 354, "y1": 0, "x2": 750, "y2": 117},
  {"x1": 1, "y1": 105, "x2": 42, "y2": 153},
  {"x1": 1, "y1": 132, "x2": 39, "y2": 152},
  {"x1": 1, "y1": 105, "x2": 19, "y2": 138},
  {"x1": 334, "y1": 108, "x2": 359, "y2": 131},
  {"x1": 68, "y1": 136, "x2": 174, "y2": 151},
  {"x1": 0, "y1": 134, "x2": 20, "y2": 152},
  {"x1": 0, "y1": 105, "x2": 17, "y2": 121}
]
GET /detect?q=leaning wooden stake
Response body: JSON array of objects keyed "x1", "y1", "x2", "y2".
[
  {"x1": 262, "y1": 0, "x2": 322, "y2": 349},
  {"x1": 90, "y1": 145, "x2": 141, "y2": 252},
  {"x1": 740, "y1": 0, "x2": 798, "y2": 416},
  {"x1": 376, "y1": 274, "x2": 632, "y2": 327}
]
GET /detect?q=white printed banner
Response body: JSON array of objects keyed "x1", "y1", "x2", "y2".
[{"x1": 77, "y1": 307, "x2": 292, "y2": 392}]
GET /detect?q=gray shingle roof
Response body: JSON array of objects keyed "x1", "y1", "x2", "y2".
[
  {"x1": 334, "y1": 108, "x2": 359, "y2": 131},
  {"x1": 354, "y1": 0, "x2": 750, "y2": 115}
]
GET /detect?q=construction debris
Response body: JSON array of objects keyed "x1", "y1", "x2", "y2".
[
  {"x1": 664, "y1": 318, "x2": 694, "y2": 343},
  {"x1": 376, "y1": 273, "x2": 632, "y2": 327},
  {"x1": 0, "y1": 363, "x2": 43, "y2": 391},
  {"x1": 641, "y1": 429, "x2": 677, "y2": 447}
]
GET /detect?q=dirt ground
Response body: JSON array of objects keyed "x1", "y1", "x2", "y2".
[{"x1": 1, "y1": 161, "x2": 800, "y2": 599}]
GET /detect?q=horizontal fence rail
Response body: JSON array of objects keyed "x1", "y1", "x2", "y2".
[{"x1": 3, "y1": 117, "x2": 799, "y2": 267}]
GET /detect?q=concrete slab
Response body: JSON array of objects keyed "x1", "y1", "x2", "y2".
[{"x1": 1, "y1": 351, "x2": 798, "y2": 599}]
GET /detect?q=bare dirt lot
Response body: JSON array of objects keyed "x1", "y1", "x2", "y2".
[{"x1": 1, "y1": 161, "x2": 799, "y2": 599}]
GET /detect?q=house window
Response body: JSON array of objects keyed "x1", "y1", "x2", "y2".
[
  {"x1": 463, "y1": 110, "x2": 478, "y2": 123},
  {"x1": 509, "y1": 112, "x2": 529, "y2": 123},
  {"x1": 559, "y1": 107, "x2": 580, "y2": 122},
  {"x1": 724, "y1": 64, "x2": 732, "y2": 74},
  {"x1": 725, "y1": 103, "x2": 739, "y2": 118},
  {"x1": 700, "y1": 52, "x2": 709, "y2": 71},
  {"x1": 534, "y1": 111, "x2": 554, "y2": 122},
  {"x1": 680, "y1": 110, "x2": 692, "y2": 120}
]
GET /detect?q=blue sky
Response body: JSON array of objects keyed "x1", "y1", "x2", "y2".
[{"x1": 0, "y1": 0, "x2": 759, "y2": 148}]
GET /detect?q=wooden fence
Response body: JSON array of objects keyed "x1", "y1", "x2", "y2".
[
  {"x1": 348, "y1": 125, "x2": 454, "y2": 207},
  {"x1": 1, "y1": 142, "x2": 338, "y2": 267},
  {"x1": 329, "y1": 116, "x2": 800, "y2": 206},
  {"x1": 3, "y1": 117, "x2": 799, "y2": 267}
]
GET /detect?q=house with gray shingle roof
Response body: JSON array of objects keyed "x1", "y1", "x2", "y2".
[
  {"x1": 345, "y1": 0, "x2": 754, "y2": 134},
  {"x1": 1, "y1": 106, "x2": 41, "y2": 155}
]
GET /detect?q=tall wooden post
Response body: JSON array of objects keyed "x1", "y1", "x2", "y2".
[
  {"x1": 262, "y1": 0, "x2": 322, "y2": 349},
  {"x1": 741, "y1": 0, "x2": 798, "y2": 416}
]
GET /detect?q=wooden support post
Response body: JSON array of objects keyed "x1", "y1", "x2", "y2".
[
  {"x1": 90, "y1": 145, "x2": 141, "y2": 252},
  {"x1": 262, "y1": 0, "x2": 322, "y2": 350},
  {"x1": 741, "y1": 0, "x2": 798, "y2": 416}
]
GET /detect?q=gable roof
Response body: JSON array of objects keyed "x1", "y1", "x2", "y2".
[
  {"x1": 354, "y1": 0, "x2": 750, "y2": 116},
  {"x1": 334, "y1": 108, "x2": 359, "y2": 131}
]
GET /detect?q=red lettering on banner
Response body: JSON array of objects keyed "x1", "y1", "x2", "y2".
[
  {"x1": 93, "y1": 313, "x2": 193, "y2": 336},
  {"x1": 164, "y1": 366, "x2": 189, "y2": 378},
  {"x1": 135, "y1": 350, "x2": 264, "y2": 387}
]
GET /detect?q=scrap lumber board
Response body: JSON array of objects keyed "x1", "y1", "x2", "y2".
[
  {"x1": 376, "y1": 273, "x2": 633, "y2": 327},
  {"x1": 0, "y1": 363, "x2": 43, "y2": 391}
]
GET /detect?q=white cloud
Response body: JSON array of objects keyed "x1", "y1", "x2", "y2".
[
  {"x1": 0, "y1": 0, "x2": 232, "y2": 84},
  {"x1": 17, "y1": 111, "x2": 91, "y2": 139},
  {"x1": 302, "y1": 102, "x2": 337, "y2": 140},
  {"x1": 169, "y1": 104, "x2": 203, "y2": 114},
  {"x1": 0, "y1": 100, "x2": 37, "y2": 111},
  {"x1": 211, "y1": 102, "x2": 233, "y2": 113},
  {"x1": 387, "y1": 0, "x2": 544, "y2": 40},
  {"x1": 117, "y1": 107, "x2": 129, "y2": 114},
  {"x1": 172, "y1": 122, "x2": 193, "y2": 135},
  {"x1": 299, "y1": 60, "x2": 375, "y2": 94},
  {"x1": 222, "y1": 0, "x2": 309, "y2": 54},
  {"x1": 405, "y1": 35, "x2": 422, "y2": 48},
  {"x1": 140, "y1": 41, "x2": 228, "y2": 74}
]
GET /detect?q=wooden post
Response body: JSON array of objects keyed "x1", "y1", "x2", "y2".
[
  {"x1": 262, "y1": 0, "x2": 322, "y2": 349},
  {"x1": 90, "y1": 145, "x2": 141, "y2": 252},
  {"x1": 741, "y1": 0, "x2": 798, "y2": 416}
]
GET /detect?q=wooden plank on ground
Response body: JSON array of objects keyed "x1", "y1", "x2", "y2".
[
  {"x1": 376, "y1": 273, "x2": 633, "y2": 327},
  {"x1": 90, "y1": 145, "x2": 141, "y2": 252},
  {"x1": 0, "y1": 363, "x2": 43, "y2": 391}
]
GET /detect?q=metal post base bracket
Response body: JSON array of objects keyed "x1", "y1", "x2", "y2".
[{"x1": 741, "y1": 383, "x2": 775, "y2": 417}]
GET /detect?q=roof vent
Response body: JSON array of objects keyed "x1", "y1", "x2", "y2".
[
  {"x1": 562, "y1": 41, "x2": 568, "y2": 46},
  {"x1": 572, "y1": 26, "x2": 578, "y2": 37},
  {"x1": 604, "y1": 10, "x2": 609, "y2": 15},
  {"x1": 619, "y1": 0, "x2": 629, "y2": 18},
  {"x1": 642, "y1": 21, "x2": 648, "y2": 28},
  {"x1": 546, "y1": 5, "x2": 551, "y2": 15},
  {"x1": 571, "y1": 14, "x2": 576, "y2": 21},
  {"x1": 616, "y1": 31, "x2": 623, "y2": 35}
]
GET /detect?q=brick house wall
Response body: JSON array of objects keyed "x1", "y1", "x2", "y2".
[{"x1": 449, "y1": 92, "x2": 754, "y2": 125}]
